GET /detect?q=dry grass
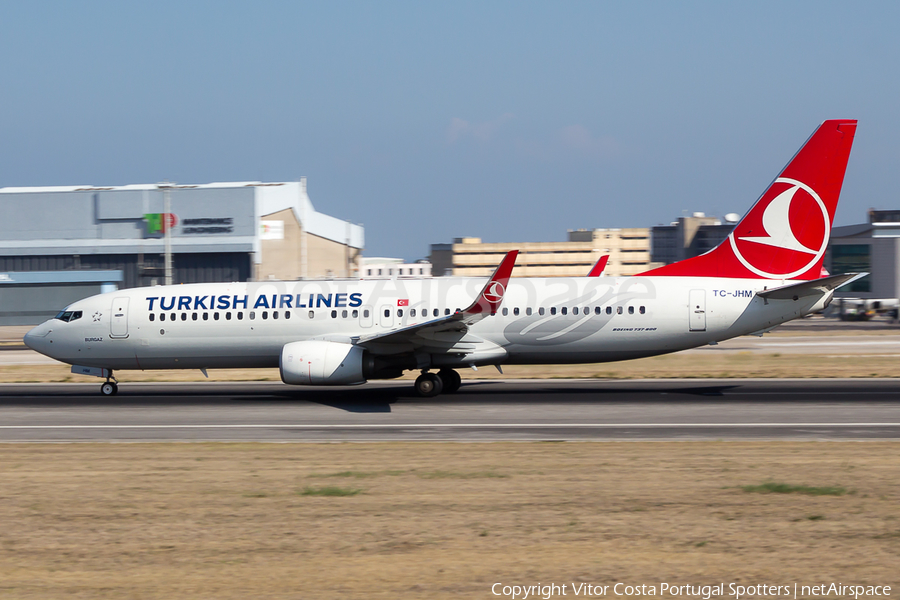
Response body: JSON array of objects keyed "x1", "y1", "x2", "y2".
[{"x1": 0, "y1": 442, "x2": 898, "y2": 599}]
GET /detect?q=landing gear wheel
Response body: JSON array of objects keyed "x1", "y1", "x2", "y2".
[
  {"x1": 100, "y1": 382, "x2": 118, "y2": 396},
  {"x1": 414, "y1": 372, "x2": 443, "y2": 398},
  {"x1": 437, "y1": 369, "x2": 461, "y2": 394}
]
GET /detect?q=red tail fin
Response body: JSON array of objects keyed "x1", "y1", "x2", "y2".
[{"x1": 641, "y1": 119, "x2": 857, "y2": 280}]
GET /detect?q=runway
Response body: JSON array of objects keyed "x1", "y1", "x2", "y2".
[{"x1": 1, "y1": 378, "x2": 899, "y2": 441}]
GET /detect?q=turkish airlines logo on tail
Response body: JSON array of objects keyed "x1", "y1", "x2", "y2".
[
  {"x1": 483, "y1": 281, "x2": 506, "y2": 303},
  {"x1": 728, "y1": 177, "x2": 830, "y2": 279}
]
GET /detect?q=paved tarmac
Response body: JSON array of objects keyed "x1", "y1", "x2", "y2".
[{"x1": 1, "y1": 379, "x2": 899, "y2": 442}]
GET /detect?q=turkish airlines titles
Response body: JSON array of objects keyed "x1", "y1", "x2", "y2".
[{"x1": 145, "y1": 293, "x2": 365, "y2": 312}]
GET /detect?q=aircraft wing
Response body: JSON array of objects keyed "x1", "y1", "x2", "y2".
[
  {"x1": 355, "y1": 251, "x2": 518, "y2": 352},
  {"x1": 756, "y1": 272, "x2": 867, "y2": 300}
]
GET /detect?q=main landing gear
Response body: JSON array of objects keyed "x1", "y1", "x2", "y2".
[
  {"x1": 100, "y1": 372, "x2": 119, "y2": 396},
  {"x1": 414, "y1": 369, "x2": 462, "y2": 397}
]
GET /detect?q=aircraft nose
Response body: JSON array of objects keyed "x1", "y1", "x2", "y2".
[{"x1": 23, "y1": 321, "x2": 52, "y2": 352}]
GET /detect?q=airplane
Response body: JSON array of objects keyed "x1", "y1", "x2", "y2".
[{"x1": 25, "y1": 119, "x2": 862, "y2": 397}]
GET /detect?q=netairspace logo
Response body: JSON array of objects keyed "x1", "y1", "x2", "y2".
[{"x1": 491, "y1": 582, "x2": 892, "y2": 600}]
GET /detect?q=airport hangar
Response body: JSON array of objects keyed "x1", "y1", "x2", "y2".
[{"x1": 0, "y1": 178, "x2": 364, "y2": 325}]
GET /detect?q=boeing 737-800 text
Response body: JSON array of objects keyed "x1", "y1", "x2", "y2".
[{"x1": 25, "y1": 119, "x2": 861, "y2": 397}]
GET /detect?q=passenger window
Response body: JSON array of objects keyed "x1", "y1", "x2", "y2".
[
  {"x1": 628, "y1": 306, "x2": 634, "y2": 315},
  {"x1": 573, "y1": 307, "x2": 579, "y2": 315},
  {"x1": 342, "y1": 310, "x2": 348, "y2": 318},
  {"x1": 526, "y1": 307, "x2": 532, "y2": 316},
  {"x1": 502, "y1": 308, "x2": 508, "y2": 316},
  {"x1": 149, "y1": 314, "x2": 155, "y2": 322},
  {"x1": 331, "y1": 310, "x2": 337, "y2": 318},
  {"x1": 561, "y1": 307, "x2": 568, "y2": 315},
  {"x1": 640, "y1": 306, "x2": 646, "y2": 314},
  {"x1": 363, "y1": 309, "x2": 370, "y2": 318},
  {"x1": 410, "y1": 309, "x2": 416, "y2": 317},
  {"x1": 444, "y1": 308, "x2": 450, "y2": 315},
  {"x1": 539, "y1": 307, "x2": 545, "y2": 316},
  {"x1": 214, "y1": 312, "x2": 220, "y2": 320},
  {"x1": 606, "y1": 306, "x2": 612, "y2": 315},
  {"x1": 226, "y1": 312, "x2": 232, "y2": 320},
  {"x1": 513, "y1": 307, "x2": 520, "y2": 316},
  {"x1": 617, "y1": 306, "x2": 623, "y2": 315},
  {"x1": 237, "y1": 312, "x2": 243, "y2": 320},
  {"x1": 398, "y1": 309, "x2": 403, "y2": 317},
  {"x1": 180, "y1": 313, "x2": 186, "y2": 321},
  {"x1": 203, "y1": 313, "x2": 209, "y2": 321},
  {"x1": 262, "y1": 311, "x2": 268, "y2": 320},
  {"x1": 433, "y1": 309, "x2": 439, "y2": 317},
  {"x1": 273, "y1": 311, "x2": 279, "y2": 320},
  {"x1": 384, "y1": 309, "x2": 390, "y2": 318},
  {"x1": 550, "y1": 307, "x2": 557, "y2": 315},
  {"x1": 284, "y1": 311, "x2": 290, "y2": 320},
  {"x1": 159, "y1": 313, "x2": 165, "y2": 322},
  {"x1": 192, "y1": 313, "x2": 198, "y2": 321},
  {"x1": 249, "y1": 311, "x2": 255, "y2": 320},
  {"x1": 595, "y1": 307, "x2": 601, "y2": 315},
  {"x1": 308, "y1": 311, "x2": 314, "y2": 319},
  {"x1": 352, "y1": 309, "x2": 358, "y2": 318}
]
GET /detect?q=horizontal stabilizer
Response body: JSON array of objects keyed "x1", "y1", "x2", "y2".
[{"x1": 756, "y1": 273, "x2": 867, "y2": 300}]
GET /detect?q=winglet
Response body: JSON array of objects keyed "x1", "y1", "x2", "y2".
[
  {"x1": 460, "y1": 250, "x2": 518, "y2": 316},
  {"x1": 587, "y1": 255, "x2": 609, "y2": 277}
]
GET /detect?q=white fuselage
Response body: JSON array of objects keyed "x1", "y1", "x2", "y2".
[{"x1": 24, "y1": 275, "x2": 824, "y2": 373}]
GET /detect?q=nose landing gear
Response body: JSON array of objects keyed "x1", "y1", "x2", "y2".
[{"x1": 100, "y1": 372, "x2": 119, "y2": 396}]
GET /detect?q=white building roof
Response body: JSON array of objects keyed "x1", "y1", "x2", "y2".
[{"x1": 0, "y1": 178, "x2": 364, "y2": 250}]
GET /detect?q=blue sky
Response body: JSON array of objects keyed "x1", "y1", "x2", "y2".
[{"x1": 2, "y1": 2, "x2": 898, "y2": 260}]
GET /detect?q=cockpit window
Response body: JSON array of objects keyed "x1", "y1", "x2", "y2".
[{"x1": 54, "y1": 310, "x2": 83, "y2": 323}]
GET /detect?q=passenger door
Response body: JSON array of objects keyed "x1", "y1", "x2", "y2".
[
  {"x1": 689, "y1": 289, "x2": 706, "y2": 332},
  {"x1": 110, "y1": 297, "x2": 130, "y2": 338}
]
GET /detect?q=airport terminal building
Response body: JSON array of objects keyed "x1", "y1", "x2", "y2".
[
  {"x1": 0, "y1": 178, "x2": 364, "y2": 324},
  {"x1": 828, "y1": 209, "x2": 900, "y2": 300},
  {"x1": 430, "y1": 228, "x2": 658, "y2": 278}
]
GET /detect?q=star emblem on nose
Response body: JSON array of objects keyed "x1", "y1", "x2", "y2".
[{"x1": 93, "y1": 312, "x2": 102, "y2": 322}]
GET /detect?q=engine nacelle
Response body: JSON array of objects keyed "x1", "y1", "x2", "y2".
[{"x1": 280, "y1": 341, "x2": 367, "y2": 386}]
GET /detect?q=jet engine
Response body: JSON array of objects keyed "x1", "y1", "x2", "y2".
[{"x1": 280, "y1": 341, "x2": 367, "y2": 386}]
